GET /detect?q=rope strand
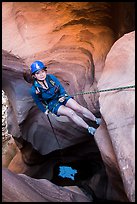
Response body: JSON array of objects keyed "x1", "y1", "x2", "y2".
[{"x1": 72, "y1": 84, "x2": 135, "y2": 97}]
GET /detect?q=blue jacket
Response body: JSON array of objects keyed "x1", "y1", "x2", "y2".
[{"x1": 30, "y1": 74, "x2": 68, "y2": 113}]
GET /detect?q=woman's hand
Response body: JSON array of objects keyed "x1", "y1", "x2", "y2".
[{"x1": 59, "y1": 96, "x2": 65, "y2": 102}]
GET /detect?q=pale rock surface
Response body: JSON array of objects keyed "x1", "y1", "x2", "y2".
[{"x1": 97, "y1": 31, "x2": 135, "y2": 202}]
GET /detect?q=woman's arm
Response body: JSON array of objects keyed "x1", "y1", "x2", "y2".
[{"x1": 30, "y1": 88, "x2": 47, "y2": 113}]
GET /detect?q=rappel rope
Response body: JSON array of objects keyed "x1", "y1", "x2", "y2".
[
  {"x1": 46, "y1": 114, "x2": 61, "y2": 149},
  {"x1": 72, "y1": 84, "x2": 135, "y2": 97}
]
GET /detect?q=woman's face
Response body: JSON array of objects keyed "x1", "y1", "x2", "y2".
[{"x1": 34, "y1": 69, "x2": 47, "y2": 81}]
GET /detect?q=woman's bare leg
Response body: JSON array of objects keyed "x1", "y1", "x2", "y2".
[
  {"x1": 65, "y1": 98, "x2": 96, "y2": 121},
  {"x1": 57, "y1": 105, "x2": 89, "y2": 129}
]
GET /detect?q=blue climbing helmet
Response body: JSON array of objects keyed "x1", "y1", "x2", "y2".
[{"x1": 30, "y1": 60, "x2": 47, "y2": 75}]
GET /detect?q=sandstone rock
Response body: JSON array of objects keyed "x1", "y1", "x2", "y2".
[
  {"x1": 97, "y1": 31, "x2": 135, "y2": 202},
  {"x1": 2, "y1": 2, "x2": 135, "y2": 202},
  {"x1": 2, "y1": 168, "x2": 92, "y2": 202}
]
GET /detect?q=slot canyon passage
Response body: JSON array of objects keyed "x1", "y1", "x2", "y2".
[{"x1": 2, "y1": 2, "x2": 135, "y2": 202}]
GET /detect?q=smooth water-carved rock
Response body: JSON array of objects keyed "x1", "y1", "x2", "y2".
[
  {"x1": 97, "y1": 31, "x2": 135, "y2": 202},
  {"x1": 2, "y1": 2, "x2": 134, "y2": 202},
  {"x1": 2, "y1": 168, "x2": 92, "y2": 202}
]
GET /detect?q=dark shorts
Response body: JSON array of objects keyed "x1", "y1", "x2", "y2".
[{"x1": 51, "y1": 96, "x2": 72, "y2": 116}]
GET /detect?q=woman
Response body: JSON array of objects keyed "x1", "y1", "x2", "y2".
[{"x1": 30, "y1": 60, "x2": 101, "y2": 135}]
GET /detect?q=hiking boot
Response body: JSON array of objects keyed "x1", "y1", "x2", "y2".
[
  {"x1": 88, "y1": 126, "x2": 96, "y2": 135},
  {"x1": 95, "y1": 118, "x2": 102, "y2": 126}
]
